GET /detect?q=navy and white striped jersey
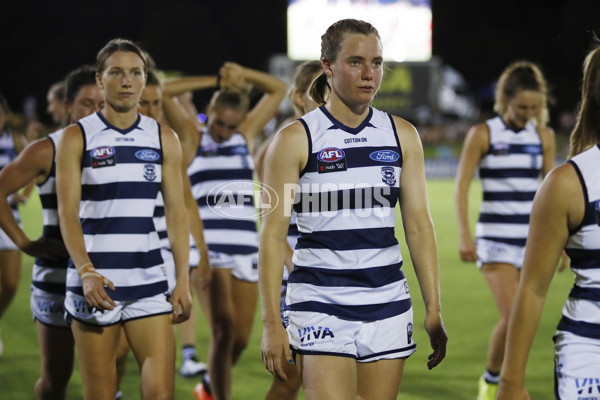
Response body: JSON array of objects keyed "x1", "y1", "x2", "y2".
[
  {"x1": 287, "y1": 105, "x2": 410, "y2": 322},
  {"x1": 557, "y1": 144, "x2": 600, "y2": 339},
  {"x1": 475, "y1": 116, "x2": 543, "y2": 247},
  {"x1": 65, "y1": 112, "x2": 168, "y2": 301},
  {"x1": 32, "y1": 130, "x2": 70, "y2": 294},
  {"x1": 0, "y1": 130, "x2": 20, "y2": 222},
  {"x1": 187, "y1": 128, "x2": 259, "y2": 255}
]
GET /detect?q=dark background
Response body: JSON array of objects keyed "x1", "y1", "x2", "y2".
[{"x1": 1, "y1": 0, "x2": 599, "y2": 129}]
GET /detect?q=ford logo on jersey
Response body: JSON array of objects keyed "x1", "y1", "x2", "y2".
[
  {"x1": 90, "y1": 146, "x2": 115, "y2": 159},
  {"x1": 317, "y1": 147, "x2": 345, "y2": 163},
  {"x1": 135, "y1": 149, "x2": 160, "y2": 161},
  {"x1": 369, "y1": 150, "x2": 399, "y2": 162}
]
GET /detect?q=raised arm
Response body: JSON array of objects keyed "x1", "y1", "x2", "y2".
[
  {"x1": 56, "y1": 125, "x2": 115, "y2": 310},
  {"x1": 0, "y1": 138, "x2": 66, "y2": 259},
  {"x1": 221, "y1": 62, "x2": 287, "y2": 145},
  {"x1": 454, "y1": 123, "x2": 488, "y2": 263},
  {"x1": 259, "y1": 121, "x2": 307, "y2": 380},
  {"x1": 394, "y1": 116, "x2": 447, "y2": 369},
  {"x1": 160, "y1": 125, "x2": 192, "y2": 323},
  {"x1": 497, "y1": 163, "x2": 581, "y2": 399},
  {"x1": 162, "y1": 94, "x2": 201, "y2": 166},
  {"x1": 162, "y1": 76, "x2": 219, "y2": 98}
]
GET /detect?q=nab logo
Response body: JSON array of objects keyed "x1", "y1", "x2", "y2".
[
  {"x1": 318, "y1": 147, "x2": 345, "y2": 163},
  {"x1": 91, "y1": 146, "x2": 115, "y2": 159}
]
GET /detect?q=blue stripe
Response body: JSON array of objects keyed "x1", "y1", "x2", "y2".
[
  {"x1": 482, "y1": 191, "x2": 536, "y2": 201},
  {"x1": 304, "y1": 145, "x2": 401, "y2": 174},
  {"x1": 82, "y1": 146, "x2": 162, "y2": 168},
  {"x1": 42, "y1": 225, "x2": 62, "y2": 240},
  {"x1": 153, "y1": 205, "x2": 165, "y2": 218},
  {"x1": 289, "y1": 298, "x2": 412, "y2": 321},
  {"x1": 202, "y1": 219, "x2": 258, "y2": 232},
  {"x1": 81, "y1": 217, "x2": 156, "y2": 235},
  {"x1": 39, "y1": 193, "x2": 58, "y2": 209},
  {"x1": 486, "y1": 144, "x2": 542, "y2": 155},
  {"x1": 196, "y1": 193, "x2": 256, "y2": 208},
  {"x1": 293, "y1": 187, "x2": 398, "y2": 214},
  {"x1": 74, "y1": 249, "x2": 164, "y2": 269},
  {"x1": 67, "y1": 280, "x2": 168, "y2": 301},
  {"x1": 190, "y1": 169, "x2": 253, "y2": 183},
  {"x1": 198, "y1": 145, "x2": 249, "y2": 157},
  {"x1": 478, "y1": 213, "x2": 530, "y2": 224},
  {"x1": 81, "y1": 182, "x2": 160, "y2": 202},
  {"x1": 479, "y1": 236, "x2": 526, "y2": 246},
  {"x1": 288, "y1": 262, "x2": 405, "y2": 288},
  {"x1": 296, "y1": 227, "x2": 398, "y2": 251},
  {"x1": 479, "y1": 168, "x2": 540, "y2": 179},
  {"x1": 157, "y1": 231, "x2": 168, "y2": 240},
  {"x1": 288, "y1": 224, "x2": 300, "y2": 236},
  {"x1": 565, "y1": 248, "x2": 600, "y2": 269},
  {"x1": 207, "y1": 243, "x2": 258, "y2": 254},
  {"x1": 557, "y1": 315, "x2": 600, "y2": 340},
  {"x1": 34, "y1": 256, "x2": 69, "y2": 269},
  {"x1": 32, "y1": 281, "x2": 66, "y2": 294},
  {"x1": 568, "y1": 285, "x2": 600, "y2": 301}
]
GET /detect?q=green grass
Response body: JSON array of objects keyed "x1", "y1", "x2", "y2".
[{"x1": 0, "y1": 179, "x2": 572, "y2": 399}]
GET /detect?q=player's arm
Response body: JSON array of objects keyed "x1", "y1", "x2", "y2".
[
  {"x1": 259, "y1": 121, "x2": 306, "y2": 380},
  {"x1": 497, "y1": 163, "x2": 581, "y2": 399},
  {"x1": 394, "y1": 115, "x2": 447, "y2": 369},
  {"x1": 0, "y1": 138, "x2": 66, "y2": 259},
  {"x1": 57, "y1": 125, "x2": 115, "y2": 310},
  {"x1": 454, "y1": 123, "x2": 488, "y2": 262},
  {"x1": 161, "y1": 124, "x2": 192, "y2": 323}
]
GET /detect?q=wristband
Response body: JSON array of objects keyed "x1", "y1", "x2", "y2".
[{"x1": 76, "y1": 262, "x2": 95, "y2": 276}]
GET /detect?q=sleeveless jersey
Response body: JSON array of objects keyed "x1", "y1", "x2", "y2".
[
  {"x1": 0, "y1": 130, "x2": 20, "y2": 222},
  {"x1": 65, "y1": 112, "x2": 167, "y2": 301},
  {"x1": 557, "y1": 144, "x2": 600, "y2": 339},
  {"x1": 187, "y1": 128, "x2": 258, "y2": 255},
  {"x1": 475, "y1": 116, "x2": 543, "y2": 247},
  {"x1": 287, "y1": 105, "x2": 410, "y2": 322},
  {"x1": 32, "y1": 130, "x2": 70, "y2": 294}
]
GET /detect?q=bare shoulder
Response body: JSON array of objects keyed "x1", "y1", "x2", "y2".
[
  {"x1": 390, "y1": 115, "x2": 422, "y2": 154},
  {"x1": 537, "y1": 125, "x2": 556, "y2": 144},
  {"x1": 272, "y1": 120, "x2": 308, "y2": 148}
]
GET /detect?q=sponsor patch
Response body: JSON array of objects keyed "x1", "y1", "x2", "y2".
[
  {"x1": 298, "y1": 325, "x2": 335, "y2": 347},
  {"x1": 90, "y1": 146, "x2": 116, "y2": 168},
  {"x1": 369, "y1": 150, "x2": 400, "y2": 162},
  {"x1": 317, "y1": 147, "x2": 347, "y2": 173},
  {"x1": 491, "y1": 143, "x2": 510, "y2": 155},
  {"x1": 135, "y1": 149, "x2": 160, "y2": 161}
]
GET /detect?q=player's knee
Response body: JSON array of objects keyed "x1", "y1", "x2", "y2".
[{"x1": 211, "y1": 316, "x2": 235, "y2": 343}]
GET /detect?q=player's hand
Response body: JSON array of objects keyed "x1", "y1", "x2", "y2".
[
  {"x1": 425, "y1": 311, "x2": 447, "y2": 369},
  {"x1": 261, "y1": 322, "x2": 293, "y2": 381},
  {"x1": 81, "y1": 272, "x2": 116, "y2": 310},
  {"x1": 171, "y1": 281, "x2": 192, "y2": 324},
  {"x1": 459, "y1": 236, "x2": 477, "y2": 263}
]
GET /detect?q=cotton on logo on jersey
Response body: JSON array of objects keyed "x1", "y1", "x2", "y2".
[
  {"x1": 90, "y1": 146, "x2": 116, "y2": 168},
  {"x1": 298, "y1": 325, "x2": 335, "y2": 347},
  {"x1": 317, "y1": 147, "x2": 347, "y2": 173}
]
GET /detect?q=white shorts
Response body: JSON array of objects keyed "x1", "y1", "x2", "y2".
[
  {"x1": 208, "y1": 251, "x2": 258, "y2": 282},
  {"x1": 0, "y1": 225, "x2": 19, "y2": 251},
  {"x1": 476, "y1": 238, "x2": 525, "y2": 269},
  {"x1": 64, "y1": 291, "x2": 172, "y2": 326},
  {"x1": 554, "y1": 331, "x2": 600, "y2": 399},
  {"x1": 286, "y1": 310, "x2": 416, "y2": 362},
  {"x1": 30, "y1": 286, "x2": 68, "y2": 328}
]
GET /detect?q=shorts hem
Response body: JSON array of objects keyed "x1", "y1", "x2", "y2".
[
  {"x1": 33, "y1": 317, "x2": 70, "y2": 329},
  {"x1": 291, "y1": 348, "x2": 357, "y2": 359},
  {"x1": 356, "y1": 344, "x2": 417, "y2": 362},
  {"x1": 122, "y1": 310, "x2": 172, "y2": 324}
]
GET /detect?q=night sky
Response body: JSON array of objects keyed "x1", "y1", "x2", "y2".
[{"x1": 2, "y1": 0, "x2": 599, "y2": 128}]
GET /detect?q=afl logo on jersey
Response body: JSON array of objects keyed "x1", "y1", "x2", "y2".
[
  {"x1": 135, "y1": 149, "x2": 160, "y2": 162},
  {"x1": 369, "y1": 150, "x2": 400, "y2": 162},
  {"x1": 318, "y1": 147, "x2": 345, "y2": 163},
  {"x1": 90, "y1": 146, "x2": 116, "y2": 168},
  {"x1": 91, "y1": 146, "x2": 115, "y2": 159}
]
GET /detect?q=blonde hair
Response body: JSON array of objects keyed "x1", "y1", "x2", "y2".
[{"x1": 493, "y1": 61, "x2": 549, "y2": 127}]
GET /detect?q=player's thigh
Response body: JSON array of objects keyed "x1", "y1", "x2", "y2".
[
  {"x1": 357, "y1": 358, "x2": 405, "y2": 400},
  {"x1": 297, "y1": 353, "x2": 357, "y2": 400}
]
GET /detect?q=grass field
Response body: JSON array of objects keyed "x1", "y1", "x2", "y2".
[{"x1": 0, "y1": 179, "x2": 571, "y2": 399}]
